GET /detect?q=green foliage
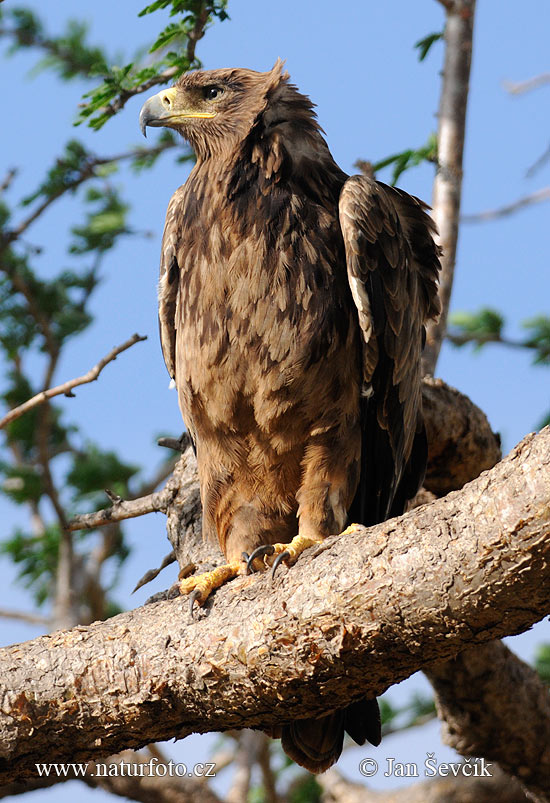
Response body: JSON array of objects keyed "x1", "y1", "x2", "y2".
[
  {"x1": 22, "y1": 140, "x2": 98, "y2": 206},
  {"x1": 523, "y1": 315, "x2": 550, "y2": 366},
  {"x1": 535, "y1": 644, "x2": 550, "y2": 684},
  {"x1": 449, "y1": 307, "x2": 505, "y2": 350},
  {"x1": 77, "y1": 1, "x2": 230, "y2": 129},
  {"x1": 67, "y1": 446, "x2": 139, "y2": 505},
  {"x1": 138, "y1": 0, "x2": 229, "y2": 24},
  {"x1": 69, "y1": 186, "x2": 129, "y2": 254},
  {"x1": 449, "y1": 308, "x2": 550, "y2": 366},
  {"x1": 0, "y1": 526, "x2": 61, "y2": 605},
  {"x1": 287, "y1": 773, "x2": 322, "y2": 803},
  {"x1": 415, "y1": 31, "x2": 443, "y2": 62},
  {"x1": 0, "y1": 0, "x2": 223, "y2": 624},
  {"x1": 373, "y1": 133, "x2": 438, "y2": 185},
  {"x1": 1, "y1": 7, "x2": 108, "y2": 79}
]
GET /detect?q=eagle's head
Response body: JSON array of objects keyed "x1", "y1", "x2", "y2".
[{"x1": 139, "y1": 59, "x2": 318, "y2": 162}]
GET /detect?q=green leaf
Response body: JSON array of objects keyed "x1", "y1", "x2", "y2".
[
  {"x1": 449, "y1": 308, "x2": 505, "y2": 350},
  {"x1": 0, "y1": 526, "x2": 61, "y2": 606},
  {"x1": 372, "y1": 133, "x2": 438, "y2": 185},
  {"x1": 414, "y1": 32, "x2": 443, "y2": 62},
  {"x1": 67, "y1": 445, "x2": 139, "y2": 503},
  {"x1": 523, "y1": 315, "x2": 550, "y2": 366},
  {"x1": 535, "y1": 644, "x2": 550, "y2": 684}
]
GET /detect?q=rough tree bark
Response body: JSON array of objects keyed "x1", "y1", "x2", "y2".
[
  {"x1": 1, "y1": 427, "x2": 549, "y2": 797},
  {"x1": 426, "y1": 642, "x2": 550, "y2": 803},
  {"x1": 320, "y1": 764, "x2": 529, "y2": 803}
]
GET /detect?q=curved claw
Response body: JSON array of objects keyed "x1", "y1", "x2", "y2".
[
  {"x1": 246, "y1": 544, "x2": 275, "y2": 573},
  {"x1": 189, "y1": 587, "x2": 202, "y2": 618},
  {"x1": 271, "y1": 549, "x2": 290, "y2": 579}
]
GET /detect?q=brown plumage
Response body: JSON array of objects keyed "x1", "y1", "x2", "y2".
[{"x1": 140, "y1": 60, "x2": 441, "y2": 773}]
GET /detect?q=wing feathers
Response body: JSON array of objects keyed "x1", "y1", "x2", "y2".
[
  {"x1": 158, "y1": 189, "x2": 185, "y2": 381},
  {"x1": 339, "y1": 175, "x2": 441, "y2": 521}
]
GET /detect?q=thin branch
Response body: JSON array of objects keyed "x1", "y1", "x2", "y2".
[
  {"x1": 0, "y1": 333, "x2": 147, "y2": 429},
  {"x1": 0, "y1": 608, "x2": 49, "y2": 626},
  {"x1": 526, "y1": 142, "x2": 550, "y2": 178},
  {"x1": 96, "y1": 1, "x2": 212, "y2": 121},
  {"x1": 67, "y1": 468, "x2": 180, "y2": 532},
  {"x1": 1, "y1": 143, "x2": 176, "y2": 247},
  {"x1": 446, "y1": 331, "x2": 536, "y2": 350},
  {"x1": 461, "y1": 187, "x2": 550, "y2": 222},
  {"x1": 504, "y1": 72, "x2": 550, "y2": 95},
  {"x1": 186, "y1": 2, "x2": 211, "y2": 65},
  {"x1": 0, "y1": 168, "x2": 17, "y2": 193},
  {"x1": 423, "y1": 0, "x2": 476, "y2": 374}
]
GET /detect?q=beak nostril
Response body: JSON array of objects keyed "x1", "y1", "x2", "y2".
[{"x1": 162, "y1": 95, "x2": 171, "y2": 109}]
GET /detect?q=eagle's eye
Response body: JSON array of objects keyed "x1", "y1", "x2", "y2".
[{"x1": 203, "y1": 86, "x2": 224, "y2": 101}]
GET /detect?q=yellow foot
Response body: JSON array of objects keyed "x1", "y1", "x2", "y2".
[
  {"x1": 179, "y1": 560, "x2": 245, "y2": 614},
  {"x1": 339, "y1": 522, "x2": 362, "y2": 537},
  {"x1": 246, "y1": 523, "x2": 362, "y2": 578},
  {"x1": 246, "y1": 534, "x2": 324, "y2": 578}
]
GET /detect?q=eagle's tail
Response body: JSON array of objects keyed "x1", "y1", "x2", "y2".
[{"x1": 280, "y1": 697, "x2": 381, "y2": 774}]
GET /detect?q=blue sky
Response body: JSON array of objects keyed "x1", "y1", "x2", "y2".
[{"x1": 1, "y1": 0, "x2": 549, "y2": 797}]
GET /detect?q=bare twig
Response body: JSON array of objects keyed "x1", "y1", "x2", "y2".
[
  {"x1": 157, "y1": 433, "x2": 191, "y2": 452},
  {"x1": 132, "y1": 551, "x2": 177, "y2": 594},
  {"x1": 504, "y1": 72, "x2": 550, "y2": 95},
  {"x1": 257, "y1": 735, "x2": 279, "y2": 803},
  {"x1": 0, "y1": 333, "x2": 147, "y2": 429},
  {"x1": 0, "y1": 168, "x2": 17, "y2": 193},
  {"x1": 0, "y1": 608, "x2": 49, "y2": 626},
  {"x1": 67, "y1": 470, "x2": 180, "y2": 532},
  {"x1": 461, "y1": 187, "x2": 550, "y2": 222},
  {"x1": 423, "y1": 0, "x2": 476, "y2": 375},
  {"x1": 526, "y1": 142, "x2": 550, "y2": 178}
]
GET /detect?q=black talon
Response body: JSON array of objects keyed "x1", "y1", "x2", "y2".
[
  {"x1": 271, "y1": 549, "x2": 290, "y2": 579},
  {"x1": 246, "y1": 544, "x2": 275, "y2": 573},
  {"x1": 189, "y1": 588, "x2": 202, "y2": 618}
]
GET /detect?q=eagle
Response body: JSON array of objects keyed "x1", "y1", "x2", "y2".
[{"x1": 139, "y1": 60, "x2": 440, "y2": 774}]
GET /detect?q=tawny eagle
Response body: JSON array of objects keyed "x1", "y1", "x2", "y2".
[{"x1": 140, "y1": 60, "x2": 440, "y2": 774}]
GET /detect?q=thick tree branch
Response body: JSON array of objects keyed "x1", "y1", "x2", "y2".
[
  {"x1": 423, "y1": 0, "x2": 476, "y2": 374},
  {"x1": 0, "y1": 427, "x2": 548, "y2": 785},
  {"x1": 421, "y1": 376, "x2": 500, "y2": 495},
  {"x1": 320, "y1": 765, "x2": 529, "y2": 802},
  {"x1": 426, "y1": 641, "x2": 550, "y2": 803},
  {"x1": 0, "y1": 334, "x2": 147, "y2": 429},
  {"x1": 0, "y1": 749, "x2": 222, "y2": 803}
]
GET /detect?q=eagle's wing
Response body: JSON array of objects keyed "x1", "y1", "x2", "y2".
[
  {"x1": 158, "y1": 189, "x2": 184, "y2": 382},
  {"x1": 339, "y1": 175, "x2": 440, "y2": 524}
]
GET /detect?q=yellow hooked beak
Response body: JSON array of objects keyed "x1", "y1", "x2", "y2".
[{"x1": 139, "y1": 87, "x2": 216, "y2": 136}]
